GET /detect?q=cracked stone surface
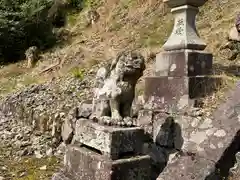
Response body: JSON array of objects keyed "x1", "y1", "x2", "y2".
[{"x1": 155, "y1": 82, "x2": 240, "y2": 179}]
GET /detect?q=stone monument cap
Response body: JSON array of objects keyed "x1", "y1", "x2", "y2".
[{"x1": 163, "y1": 0, "x2": 207, "y2": 8}]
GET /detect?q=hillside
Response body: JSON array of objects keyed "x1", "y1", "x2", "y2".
[
  {"x1": 0, "y1": 0, "x2": 240, "y2": 179},
  {"x1": 0, "y1": 0, "x2": 240, "y2": 96}
]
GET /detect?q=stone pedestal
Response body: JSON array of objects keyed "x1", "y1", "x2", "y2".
[
  {"x1": 73, "y1": 119, "x2": 146, "y2": 160},
  {"x1": 144, "y1": 50, "x2": 221, "y2": 114},
  {"x1": 155, "y1": 50, "x2": 212, "y2": 76},
  {"x1": 145, "y1": 76, "x2": 221, "y2": 112},
  {"x1": 54, "y1": 119, "x2": 151, "y2": 180},
  {"x1": 143, "y1": 50, "x2": 222, "y2": 148},
  {"x1": 63, "y1": 145, "x2": 151, "y2": 180}
]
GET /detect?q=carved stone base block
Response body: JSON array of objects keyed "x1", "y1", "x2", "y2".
[
  {"x1": 144, "y1": 76, "x2": 222, "y2": 113},
  {"x1": 155, "y1": 50, "x2": 213, "y2": 76},
  {"x1": 63, "y1": 145, "x2": 151, "y2": 180},
  {"x1": 73, "y1": 119, "x2": 146, "y2": 160}
]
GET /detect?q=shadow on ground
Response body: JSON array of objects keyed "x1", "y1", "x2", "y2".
[{"x1": 147, "y1": 116, "x2": 183, "y2": 180}]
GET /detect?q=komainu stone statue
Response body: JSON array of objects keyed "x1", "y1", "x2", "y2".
[
  {"x1": 90, "y1": 51, "x2": 146, "y2": 126},
  {"x1": 25, "y1": 46, "x2": 39, "y2": 68},
  {"x1": 86, "y1": 10, "x2": 100, "y2": 26}
]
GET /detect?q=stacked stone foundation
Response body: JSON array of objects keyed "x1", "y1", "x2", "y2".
[
  {"x1": 144, "y1": 50, "x2": 222, "y2": 110},
  {"x1": 54, "y1": 119, "x2": 151, "y2": 180}
]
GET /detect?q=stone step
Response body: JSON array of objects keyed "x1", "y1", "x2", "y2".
[{"x1": 63, "y1": 145, "x2": 151, "y2": 180}]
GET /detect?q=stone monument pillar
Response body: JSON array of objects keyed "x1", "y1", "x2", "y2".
[{"x1": 143, "y1": 0, "x2": 220, "y2": 143}]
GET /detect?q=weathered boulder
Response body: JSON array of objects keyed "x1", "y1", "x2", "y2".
[
  {"x1": 157, "y1": 153, "x2": 215, "y2": 180},
  {"x1": 155, "y1": 82, "x2": 240, "y2": 179}
]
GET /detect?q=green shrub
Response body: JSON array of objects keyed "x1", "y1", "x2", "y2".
[
  {"x1": 69, "y1": 0, "x2": 84, "y2": 9},
  {"x1": 0, "y1": 0, "x2": 98, "y2": 64},
  {"x1": 71, "y1": 66, "x2": 85, "y2": 80},
  {"x1": 0, "y1": 0, "x2": 56, "y2": 64}
]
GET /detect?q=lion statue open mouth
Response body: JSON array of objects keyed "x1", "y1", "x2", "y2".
[{"x1": 90, "y1": 50, "x2": 146, "y2": 126}]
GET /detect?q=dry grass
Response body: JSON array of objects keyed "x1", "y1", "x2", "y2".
[
  {"x1": 198, "y1": 0, "x2": 240, "y2": 62},
  {"x1": 0, "y1": 64, "x2": 47, "y2": 97},
  {"x1": 0, "y1": 154, "x2": 61, "y2": 180},
  {"x1": 201, "y1": 73, "x2": 239, "y2": 113}
]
